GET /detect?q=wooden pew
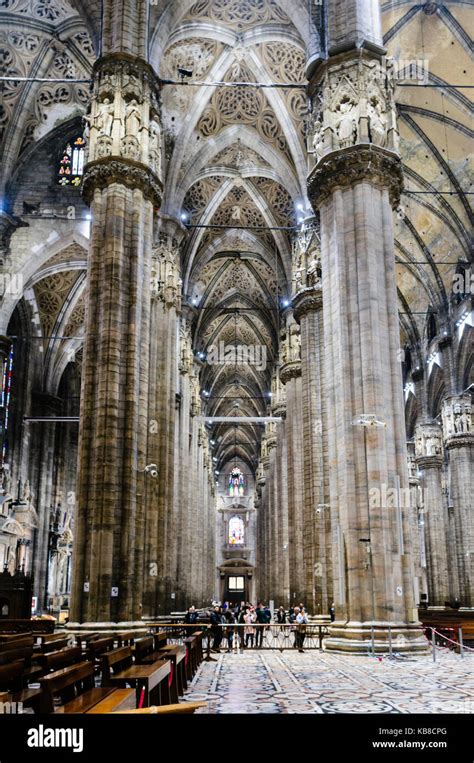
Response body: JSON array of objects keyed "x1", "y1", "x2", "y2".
[
  {"x1": 39, "y1": 633, "x2": 66, "y2": 644},
  {"x1": 87, "y1": 636, "x2": 115, "y2": 661},
  {"x1": 0, "y1": 636, "x2": 34, "y2": 652},
  {"x1": 0, "y1": 633, "x2": 32, "y2": 644},
  {"x1": 40, "y1": 637, "x2": 72, "y2": 654},
  {"x1": 192, "y1": 630, "x2": 204, "y2": 664},
  {"x1": 0, "y1": 619, "x2": 54, "y2": 635},
  {"x1": 135, "y1": 640, "x2": 183, "y2": 703},
  {"x1": 0, "y1": 660, "x2": 42, "y2": 712},
  {"x1": 0, "y1": 644, "x2": 43, "y2": 682},
  {"x1": 37, "y1": 647, "x2": 83, "y2": 674},
  {"x1": 113, "y1": 701, "x2": 207, "y2": 715},
  {"x1": 153, "y1": 631, "x2": 168, "y2": 651},
  {"x1": 102, "y1": 647, "x2": 171, "y2": 708},
  {"x1": 134, "y1": 637, "x2": 157, "y2": 661},
  {"x1": 183, "y1": 636, "x2": 200, "y2": 681},
  {"x1": 101, "y1": 647, "x2": 133, "y2": 686},
  {"x1": 85, "y1": 688, "x2": 136, "y2": 713},
  {"x1": 117, "y1": 631, "x2": 137, "y2": 647},
  {"x1": 76, "y1": 632, "x2": 101, "y2": 651},
  {"x1": 39, "y1": 661, "x2": 124, "y2": 714}
]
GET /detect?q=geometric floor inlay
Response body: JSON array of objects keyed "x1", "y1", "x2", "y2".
[{"x1": 182, "y1": 651, "x2": 474, "y2": 714}]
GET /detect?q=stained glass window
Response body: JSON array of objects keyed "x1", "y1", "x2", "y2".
[
  {"x1": 229, "y1": 515, "x2": 244, "y2": 546},
  {"x1": 228, "y1": 467, "x2": 244, "y2": 497},
  {"x1": 58, "y1": 136, "x2": 85, "y2": 187}
]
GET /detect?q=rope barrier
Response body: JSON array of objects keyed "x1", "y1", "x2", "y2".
[{"x1": 430, "y1": 627, "x2": 474, "y2": 652}]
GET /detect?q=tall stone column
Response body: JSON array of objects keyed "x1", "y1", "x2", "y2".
[
  {"x1": 279, "y1": 315, "x2": 304, "y2": 608},
  {"x1": 307, "y1": 43, "x2": 425, "y2": 650},
  {"x1": 256, "y1": 454, "x2": 269, "y2": 599},
  {"x1": 271, "y1": 370, "x2": 289, "y2": 607},
  {"x1": 406, "y1": 445, "x2": 427, "y2": 606},
  {"x1": 174, "y1": 315, "x2": 194, "y2": 610},
  {"x1": 31, "y1": 392, "x2": 62, "y2": 610},
  {"x1": 71, "y1": 49, "x2": 162, "y2": 622},
  {"x1": 442, "y1": 395, "x2": 473, "y2": 607},
  {"x1": 414, "y1": 423, "x2": 449, "y2": 607},
  {"x1": 293, "y1": 221, "x2": 331, "y2": 615},
  {"x1": 142, "y1": 226, "x2": 182, "y2": 617}
]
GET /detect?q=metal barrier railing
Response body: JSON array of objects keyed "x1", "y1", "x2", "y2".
[
  {"x1": 424, "y1": 626, "x2": 474, "y2": 661},
  {"x1": 145, "y1": 622, "x2": 330, "y2": 652}
]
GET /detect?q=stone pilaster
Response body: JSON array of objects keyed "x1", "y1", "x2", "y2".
[
  {"x1": 308, "y1": 46, "x2": 425, "y2": 651},
  {"x1": 293, "y1": 221, "x2": 331, "y2": 614},
  {"x1": 30, "y1": 392, "x2": 62, "y2": 610},
  {"x1": 442, "y1": 395, "x2": 473, "y2": 606},
  {"x1": 142, "y1": 224, "x2": 183, "y2": 617},
  {"x1": 415, "y1": 423, "x2": 449, "y2": 607},
  {"x1": 175, "y1": 314, "x2": 194, "y2": 610},
  {"x1": 279, "y1": 316, "x2": 304, "y2": 609},
  {"x1": 71, "y1": 51, "x2": 162, "y2": 623},
  {"x1": 406, "y1": 446, "x2": 427, "y2": 606}
]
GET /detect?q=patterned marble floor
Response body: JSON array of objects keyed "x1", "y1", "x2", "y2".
[{"x1": 182, "y1": 650, "x2": 474, "y2": 714}]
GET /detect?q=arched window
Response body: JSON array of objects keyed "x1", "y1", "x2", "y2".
[
  {"x1": 228, "y1": 467, "x2": 244, "y2": 497},
  {"x1": 228, "y1": 516, "x2": 244, "y2": 546},
  {"x1": 427, "y1": 311, "x2": 437, "y2": 343},
  {"x1": 58, "y1": 136, "x2": 86, "y2": 187}
]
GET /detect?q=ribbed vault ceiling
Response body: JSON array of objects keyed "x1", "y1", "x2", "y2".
[{"x1": 0, "y1": 0, "x2": 471, "y2": 475}]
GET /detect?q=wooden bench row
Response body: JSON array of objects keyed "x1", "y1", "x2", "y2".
[{"x1": 0, "y1": 630, "x2": 205, "y2": 714}]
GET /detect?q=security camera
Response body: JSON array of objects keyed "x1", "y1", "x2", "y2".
[{"x1": 144, "y1": 464, "x2": 158, "y2": 478}]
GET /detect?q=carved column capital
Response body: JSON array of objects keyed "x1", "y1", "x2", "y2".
[
  {"x1": 308, "y1": 146, "x2": 403, "y2": 209},
  {"x1": 414, "y1": 422, "x2": 444, "y2": 468},
  {"x1": 293, "y1": 285, "x2": 323, "y2": 321},
  {"x1": 441, "y1": 395, "x2": 473, "y2": 449},
  {"x1": 271, "y1": 402, "x2": 286, "y2": 419},
  {"x1": 279, "y1": 360, "x2": 302, "y2": 384},
  {"x1": 82, "y1": 159, "x2": 163, "y2": 206}
]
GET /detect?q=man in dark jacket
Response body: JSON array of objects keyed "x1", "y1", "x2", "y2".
[
  {"x1": 210, "y1": 606, "x2": 223, "y2": 652},
  {"x1": 255, "y1": 603, "x2": 267, "y2": 648},
  {"x1": 184, "y1": 605, "x2": 198, "y2": 634}
]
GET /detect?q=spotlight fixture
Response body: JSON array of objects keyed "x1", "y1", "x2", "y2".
[
  {"x1": 352, "y1": 414, "x2": 387, "y2": 428},
  {"x1": 180, "y1": 211, "x2": 188, "y2": 222},
  {"x1": 177, "y1": 66, "x2": 193, "y2": 80}
]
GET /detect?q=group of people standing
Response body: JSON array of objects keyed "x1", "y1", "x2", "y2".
[{"x1": 204, "y1": 601, "x2": 310, "y2": 653}]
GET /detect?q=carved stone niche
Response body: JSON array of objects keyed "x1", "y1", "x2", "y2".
[
  {"x1": 414, "y1": 422, "x2": 443, "y2": 466},
  {"x1": 291, "y1": 221, "x2": 321, "y2": 297},
  {"x1": 442, "y1": 395, "x2": 472, "y2": 447},
  {"x1": 310, "y1": 52, "x2": 399, "y2": 160},
  {"x1": 150, "y1": 236, "x2": 182, "y2": 309}
]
